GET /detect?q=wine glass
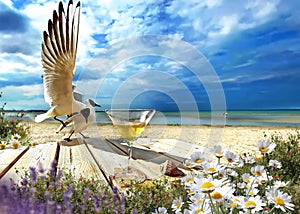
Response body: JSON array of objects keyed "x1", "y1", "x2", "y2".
[{"x1": 105, "y1": 109, "x2": 156, "y2": 185}]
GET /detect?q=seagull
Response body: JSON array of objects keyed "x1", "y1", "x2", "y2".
[
  {"x1": 34, "y1": 0, "x2": 99, "y2": 129},
  {"x1": 56, "y1": 99, "x2": 101, "y2": 141}
]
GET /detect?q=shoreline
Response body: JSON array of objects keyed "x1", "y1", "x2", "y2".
[{"x1": 25, "y1": 121, "x2": 299, "y2": 155}]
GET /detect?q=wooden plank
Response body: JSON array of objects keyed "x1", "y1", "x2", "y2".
[
  {"x1": 107, "y1": 138, "x2": 212, "y2": 167},
  {"x1": 0, "y1": 147, "x2": 29, "y2": 179},
  {"x1": 57, "y1": 138, "x2": 108, "y2": 183},
  {"x1": 106, "y1": 138, "x2": 183, "y2": 166},
  {"x1": 135, "y1": 138, "x2": 211, "y2": 161},
  {"x1": 84, "y1": 137, "x2": 163, "y2": 188},
  {"x1": 0, "y1": 142, "x2": 58, "y2": 186}
]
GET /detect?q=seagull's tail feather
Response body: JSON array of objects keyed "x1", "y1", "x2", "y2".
[
  {"x1": 35, "y1": 106, "x2": 57, "y2": 123},
  {"x1": 35, "y1": 113, "x2": 52, "y2": 123}
]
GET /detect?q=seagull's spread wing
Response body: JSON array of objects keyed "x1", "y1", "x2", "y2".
[{"x1": 41, "y1": 0, "x2": 81, "y2": 107}]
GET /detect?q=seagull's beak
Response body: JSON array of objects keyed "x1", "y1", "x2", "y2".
[{"x1": 94, "y1": 103, "x2": 101, "y2": 108}]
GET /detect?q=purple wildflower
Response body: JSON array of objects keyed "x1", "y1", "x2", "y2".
[
  {"x1": 21, "y1": 178, "x2": 28, "y2": 186},
  {"x1": 29, "y1": 166, "x2": 37, "y2": 185},
  {"x1": 84, "y1": 187, "x2": 90, "y2": 201},
  {"x1": 56, "y1": 169, "x2": 63, "y2": 187},
  {"x1": 120, "y1": 196, "x2": 126, "y2": 213},
  {"x1": 10, "y1": 178, "x2": 16, "y2": 192},
  {"x1": 44, "y1": 191, "x2": 51, "y2": 200},
  {"x1": 49, "y1": 161, "x2": 57, "y2": 181},
  {"x1": 46, "y1": 200, "x2": 57, "y2": 213},
  {"x1": 92, "y1": 194, "x2": 101, "y2": 212},
  {"x1": 38, "y1": 162, "x2": 45, "y2": 174},
  {"x1": 56, "y1": 204, "x2": 62, "y2": 214}
]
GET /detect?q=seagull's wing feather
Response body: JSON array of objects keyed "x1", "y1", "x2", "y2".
[{"x1": 41, "y1": 1, "x2": 81, "y2": 107}]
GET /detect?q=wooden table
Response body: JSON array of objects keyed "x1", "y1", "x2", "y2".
[{"x1": 0, "y1": 137, "x2": 208, "y2": 189}]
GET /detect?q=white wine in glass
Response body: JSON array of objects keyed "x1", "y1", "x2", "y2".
[{"x1": 105, "y1": 109, "x2": 156, "y2": 185}]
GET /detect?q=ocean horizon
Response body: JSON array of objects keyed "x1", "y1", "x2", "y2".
[{"x1": 2, "y1": 109, "x2": 300, "y2": 127}]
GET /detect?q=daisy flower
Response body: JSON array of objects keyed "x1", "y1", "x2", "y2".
[
  {"x1": 210, "y1": 184, "x2": 235, "y2": 202},
  {"x1": 217, "y1": 169, "x2": 226, "y2": 179},
  {"x1": 190, "y1": 152, "x2": 208, "y2": 166},
  {"x1": 257, "y1": 140, "x2": 276, "y2": 154},
  {"x1": 210, "y1": 145, "x2": 227, "y2": 158},
  {"x1": 0, "y1": 142, "x2": 6, "y2": 150},
  {"x1": 240, "y1": 196, "x2": 266, "y2": 213},
  {"x1": 171, "y1": 197, "x2": 184, "y2": 212},
  {"x1": 12, "y1": 133, "x2": 21, "y2": 140},
  {"x1": 183, "y1": 158, "x2": 196, "y2": 168},
  {"x1": 269, "y1": 160, "x2": 282, "y2": 168},
  {"x1": 191, "y1": 177, "x2": 224, "y2": 194},
  {"x1": 244, "y1": 155, "x2": 256, "y2": 164},
  {"x1": 181, "y1": 173, "x2": 196, "y2": 187},
  {"x1": 272, "y1": 180, "x2": 289, "y2": 189},
  {"x1": 184, "y1": 202, "x2": 210, "y2": 214},
  {"x1": 189, "y1": 192, "x2": 206, "y2": 205},
  {"x1": 258, "y1": 172, "x2": 272, "y2": 184},
  {"x1": 250, "y1": 165, "x2": 266, "y2": 177},
  {"x1": 225, "y1": 151, "x2": 238, "y2": 164},
  {"x1": 241, "y1": 173, "x2": 254, "y2": 184},
  {"x1": 237, "y1": 182, "x2": 246, "y2": 189},
  {"x1": 267, "y1": 188, "x2": 295, "y2": 212},
  {"x1": 228, "y1": 195, "x2": 244, "y2": 211},
  {"x1": 202, "y1": 162, "x2": 223, "y2": 175},
  {"x1": 10, "y1": 139, "x2": 20, "y2": 149},
  {"x1": 152, "y1": 207, "x2": 168, "y2": 214},
  {"x1": 247, "y1": 188, "x2": 259, "y2": 196},
  {"x1": 225, "y1": 168, "x2": 238, "y2": 177}
]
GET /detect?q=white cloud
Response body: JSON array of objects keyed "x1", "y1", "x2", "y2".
[
  {"x1": 246, "y1": 0, "x2": 278, "y2": 19},
  {"x1": 208, "y1": 14, "x2": 239, "y2": 38},
  {"x1": 1, "y1": 0, "x2": 12, "y2": 8},
  {"x1": 19, "y1": 84, "x2": 43, "y2": 96}
]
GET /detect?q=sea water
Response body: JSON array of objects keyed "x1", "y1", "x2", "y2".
[{"x1": 3, "y1": 110, "x2": 300, "y2": 127}]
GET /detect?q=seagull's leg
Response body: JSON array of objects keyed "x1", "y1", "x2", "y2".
[
  {"x1": 54, "y1": 116, "x2": 66, "y2": 127},
  {"x1": 79, "y1": 132, "x2": 89, "y2": 139},
  {"x1": 63, "y1": 130, "x2": 74, "y2": 142}
]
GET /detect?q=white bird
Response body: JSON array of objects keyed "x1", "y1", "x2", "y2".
[
  {"x1": 34, "y1": 0, "x2": 99, "y2": 130},
  {"x1": 56, "y1": 99, "x2": 101, "y2": 141}
]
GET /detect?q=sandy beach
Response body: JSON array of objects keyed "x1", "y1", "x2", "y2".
[{"x1": 25, "y1": 121, "x2": 299, "y2": 155}]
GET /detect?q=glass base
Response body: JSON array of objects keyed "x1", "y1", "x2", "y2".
[{"x1": 114, "y1": 167, "x2": 146, "y2": 187}]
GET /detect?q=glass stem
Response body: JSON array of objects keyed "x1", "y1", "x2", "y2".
[{"x1": 128, "y1": 143, "x2": 132, "y2": 171}]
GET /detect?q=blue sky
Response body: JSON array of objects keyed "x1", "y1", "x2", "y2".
[{"x1": 0, "y1": 0, "x2": 300, "y2": 111}]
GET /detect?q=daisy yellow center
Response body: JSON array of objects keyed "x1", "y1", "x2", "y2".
[
  {"x1": 187, "y1": 177, "x2": 194, "y2": 183},
  {"x1": 187, "y1": 163, "x2": 194, "y2": 167},
  {"x1": 227, "y1": 158, "x2": 233, "y2": 163},
  {"x1": 206, "y1": 167, "x2": 217, "y2": 173},
  {"x1": 195, "y1": 158, "x2": 203, "y2": 163},
  {"x1": 211, "y1": 191, "x2": 223, "y2": 199},
  {"x1": 260, "y1": 179, "x2": 267, "y2": 183},
  {"x1": 200, "y1": 182, "x2": 215, "y2": 193},
  {"x1": 244, "y1": 200, "x2": 256, "y2": 209},
  {"x1": 176, "y1": 201, "x2": 181, "y2": 208},
  {"x1": 260, "y1": 147, "x2": 269, "y2": 153},
  {"x1": 12, "y1": 142, "x2": 19, "y2": 148},
  {"x1": 254, "y1": 171, "x2": 263, "y2": 176},
  {"x1": 216, "y1": 151, "x2": 223, "y2": 156},
  {"x1": 244, "y1": 178, "x2": 250, "y2": 183},
  {"x1": 230, "y1": 203, "x2": 237, "y2": 208},
  {"x1": 195, "y1": 208, "x2": 204, "y2": 214},
  {"x1": 274, "y1": 197, "x2": 285, "y2": 206},
  {"x1": 197, "y1": 199, "x2": 204, "y2": 204},
  {"x1": 201, "y1": 182, "x2": 214, "y2": 189}
]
